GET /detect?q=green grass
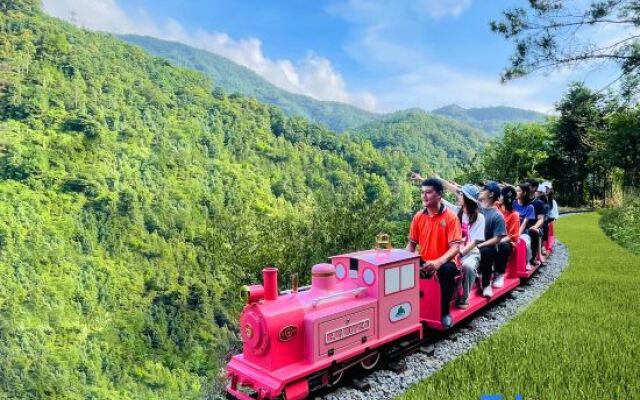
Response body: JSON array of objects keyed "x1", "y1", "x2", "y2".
[{"x1": 398, "y1": 213, "x2": 640, "y2": 400}]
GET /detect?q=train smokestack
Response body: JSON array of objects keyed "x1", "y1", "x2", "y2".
[{"x1": 263, "y1": 267, "x2": 278, "y2": 301}]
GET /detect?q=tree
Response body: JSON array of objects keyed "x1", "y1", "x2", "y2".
[
  {"x1": 546, "y1": 83, "x2": 606, "y2": 206},
  {"x1": 467, "y1": 122, "x2": 552, "y2": 185},
  {"x1": 605, "y1": 105, "x2": 640, "y2": 187},
  {"x1": 491, "y1": 0, "x2": 640, "y2": 99},
  {"x1": 0, "y1": 0, "x2": 41, "y2": 14}
]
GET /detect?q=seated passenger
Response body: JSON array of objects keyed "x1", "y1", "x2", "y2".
[
  {"x1": 513, "y1": 183, "x2": 536, "y2": 270},
  {"x1": 476, "y1": 182, "x2": 508, "y2": 296},
  {"x1": 407, "y1": 176, "x2": 462, "y2": 329},
  {"x1": 527, "y1": 179, "x2": 546, "y2": 266},
  {"x1": 436, "y1": 180, "x2": 485, "y2": 309},
  {"x1": 495, "y1": 185, "x2": 520, "y2": 287},
  {"x1": 540, "y1": 181, "x2": 558, "y2": 254}
]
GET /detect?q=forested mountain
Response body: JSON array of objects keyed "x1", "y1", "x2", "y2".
[
  {"x1": 433, "y1": 104, "x2": 547, "y2": 136},
  {"x1": 348, "y1": 109, "x2": 486, "y2": 177},
  {"x1": 0, "y1": 2, "x2": 481, "y2": 398},
  {"x1": 118, "y1": 36, "x2": 544, "y2": 138},
  {"x1": 120, "y1": 35, "x2": 380, "y2": 132}
]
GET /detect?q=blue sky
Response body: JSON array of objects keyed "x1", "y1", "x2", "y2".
[{"x1": 43, "y1": 0, "x2": 623, "y2": 113}]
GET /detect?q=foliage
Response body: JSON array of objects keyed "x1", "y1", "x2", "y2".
[
  {"x1": 119, "y1": 35, "x2": 380, "y2": 132},
  {"x1": 464, "y1": 83, "x2": 639, "y2": 207},
  {"x1": 0, "y1": 3, "x2": 435, "y2": 398},
  {"x1": 600, "y1": 194, "x2": 640, "y2": 255},
  {"x1": 602, "y1": 104, "x2": 640, "y2": 188},
  {"x1": 399, "y1": 213, "x2": 640, "y2": 400},
  {"x1": 346, "y1": 109, "x2": 486, "y2": 179},
  {"x1": 462, "y1": 121, "x2": 553, "y2": 184},
  {"x1": 432, "y1": 104, "x2": 546, "y2": 136},
  {"x1": 546, "y1": 83, "x2": 606, "y2": 206},
  {"x1": 492, "y1": 0, "x2": 640, "y2": 100}
]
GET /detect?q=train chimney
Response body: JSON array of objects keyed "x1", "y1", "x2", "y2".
[
  {"x1": 311, "y1": 263, "x2": 336, "y2": 291},
  {"x1": 263, "y1": 267, "x2": 279, "y2": 301}
]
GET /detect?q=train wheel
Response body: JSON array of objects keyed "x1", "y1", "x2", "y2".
[{"x1": 360, "y1": 351, "x2": 381, "y2": 370}]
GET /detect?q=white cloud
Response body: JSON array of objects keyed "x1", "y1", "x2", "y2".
[
  {"x1": 378, "y1": 64, "x2": 565, "y2": 113},
  {"x1": 41, "y1": 0, "x2": 378, "y2": 111}
]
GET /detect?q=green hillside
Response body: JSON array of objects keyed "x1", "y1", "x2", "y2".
[
  {"x1": 433, "y1": 104, "x2": 547, "y2": 136},
  {"x1": 0, "y1": 2, "x2": 433, "y2": 398},
  {"x1": 120, "y1": 34, "x2": 380, "y2": 132},
  {"x1": 348, "y1": 109, "x2": 486, "y2": 177}
]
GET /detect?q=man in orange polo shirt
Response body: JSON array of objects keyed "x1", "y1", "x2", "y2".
[{"x1": 406, "y1": 178, "x2": 462, "y2": 329}]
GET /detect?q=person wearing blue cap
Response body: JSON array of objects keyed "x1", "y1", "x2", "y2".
[{"x1": 476, "y1": 181, "x2": 507, "y2": 295}]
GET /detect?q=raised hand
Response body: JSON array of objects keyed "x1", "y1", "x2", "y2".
[{"x1": 410, "y1": 171, "x2": 423, "y2": 183}]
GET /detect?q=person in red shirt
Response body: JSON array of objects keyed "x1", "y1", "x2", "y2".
[
  {"x1": 495, "y1": 185, "x2": 521, "y2": 287},
  {"x1": 407, "y1": 177, "x2": 462, "y2": 329}
]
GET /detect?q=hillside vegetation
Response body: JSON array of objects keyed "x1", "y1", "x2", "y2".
[
  {"x1": 348, "y1": 109, "x2": 486, "y2": 177},
  {"x1": 120, "y1": 35, "x2": 380, "y2": 132},
  {"x1": 433, "y1": 104, "x2": 546, "y2": 136},
  {"x1": 600, "y1": 195, "x2": 640, "y2": 255},
  {"x1": 0, "y1": 2, "x2": 447, "y2": 398}
]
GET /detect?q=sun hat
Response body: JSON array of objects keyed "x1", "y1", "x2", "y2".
[
  {"x1": 460, "y1": 184, "x2": 480, "y2": 203},
  {"x1": 537, "y1": 183, "x2": 550, "y2": 193}
]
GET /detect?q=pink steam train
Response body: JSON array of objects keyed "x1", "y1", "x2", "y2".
[{"x1": 226, "y1": 229, "x2": 555, "y2": 400}]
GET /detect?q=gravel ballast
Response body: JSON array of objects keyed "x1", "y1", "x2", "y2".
[{"x1": 321, "y1": 239, "x2": 570, "y2": 400}]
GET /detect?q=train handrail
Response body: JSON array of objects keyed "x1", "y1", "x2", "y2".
[
  {"x1": 280, "y1": 285, "x2": 312, "y2": 295},
  {"x1": 311, "y1": 287, "x2": 367, "y2": 307}
]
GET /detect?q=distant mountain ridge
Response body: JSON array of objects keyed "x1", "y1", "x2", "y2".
[
  {"x1": 121, "y1": 35, "x2": 548, "y2": 136},
  {"x1": 120, "y1": 34, "x2": 380, "y2": 132},
  {"x1": 432, "y1": 104, "x2": 547, "y2": 136}
]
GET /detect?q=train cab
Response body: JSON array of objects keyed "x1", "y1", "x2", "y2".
[{"x1": 330, "y1": 245, "x2": 423, "y2": 346}]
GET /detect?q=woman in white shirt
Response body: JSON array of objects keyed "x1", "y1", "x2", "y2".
[{"x1": 442, "y1": 184, "x2": 486, "y2": 309}]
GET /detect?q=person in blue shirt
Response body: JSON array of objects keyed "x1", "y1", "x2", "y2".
[{"x1": 513, "y1": 183, "x2": 536, "y2": 270}]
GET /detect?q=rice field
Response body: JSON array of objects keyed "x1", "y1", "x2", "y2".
[{"x1": 398, "y1": 213, "x2": 640, "y2": 400}]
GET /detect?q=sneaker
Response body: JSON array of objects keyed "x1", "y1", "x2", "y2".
[
  {"x1": 441, "y1": 314, "x2": 453, "y2": 329},
  {"x1": 456, "y1": 297, "x2": 469, "y2": 309},
  {"x1": 525, "y1": 263, "x2": 534, "y2": 271},
  {"x1": 492, "y1": 274, "x2": 505, "y2": 288},
  {"x1": 482, "y1": 286, "x2": 493, "y2": 298}
]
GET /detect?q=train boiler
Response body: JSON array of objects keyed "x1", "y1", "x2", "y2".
[{"x1": 226, "y1": 244, "x2": 423, "y2": 400}]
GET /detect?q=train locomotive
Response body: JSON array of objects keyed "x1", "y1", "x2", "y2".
[{"x1": 226, "y1": 229, "x2": 555, "y2": 400}]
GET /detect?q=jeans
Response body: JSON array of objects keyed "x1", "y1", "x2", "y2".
[
  {"x1": 460, "y1": 252, "x2": 480, "y2": 301},
  {"x1": 529, "y1": 228, "x2": 541, "y2": 264},
  {"x1": 479, "y1": 246, "x2": 497, "y2": 288},
  {"x1": 495, "y1": 241, "x2": 513, "y2": 275}
]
